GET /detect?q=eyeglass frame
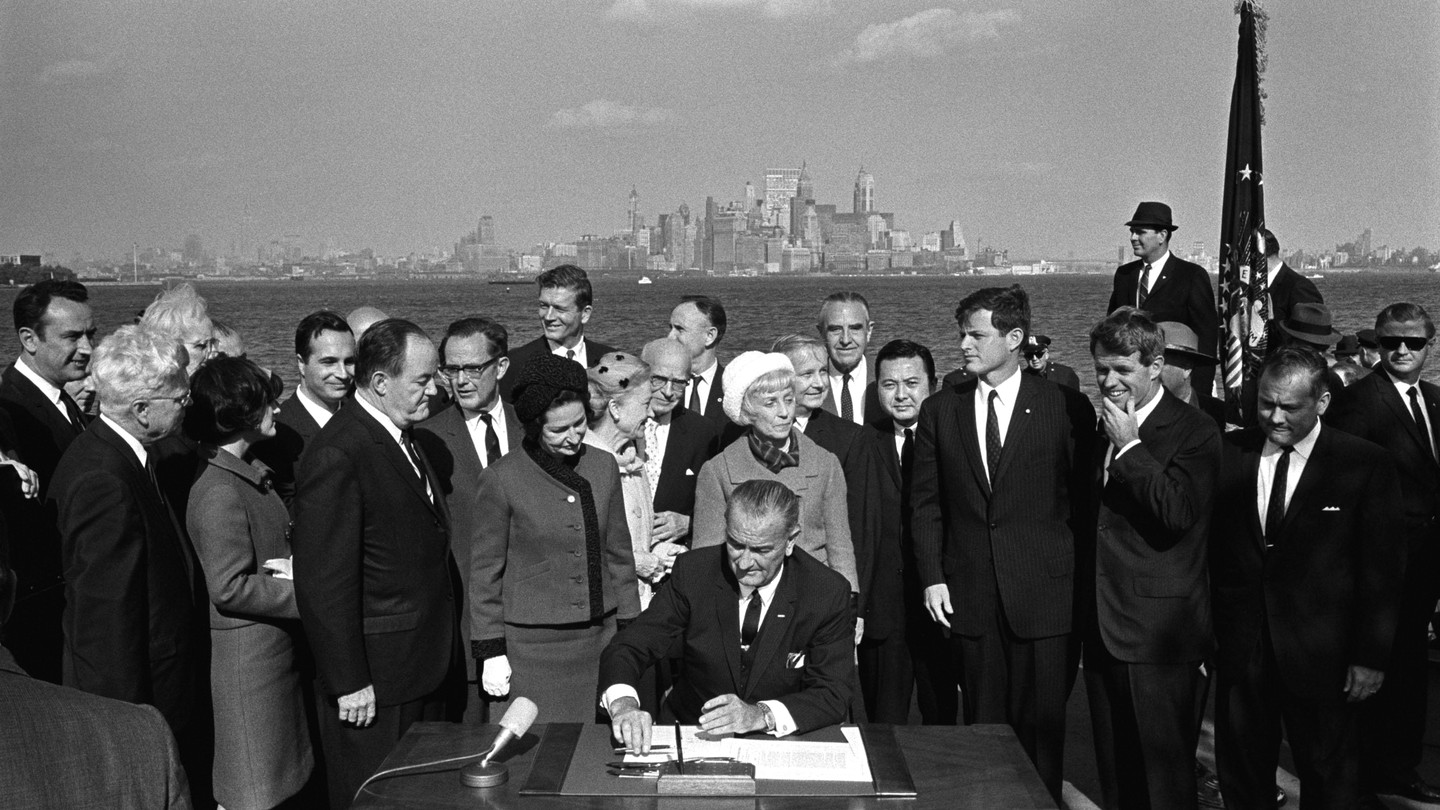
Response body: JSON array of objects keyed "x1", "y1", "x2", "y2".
[
  {"x1": 438, "y1": 356, "x2": 503, "y2": 380},
  {"x1": 140, "y1": 392, "x2": 193, "y2": 408},
  {"x1": 650, "y1": 373, "x2": 690, "y2": 393}
]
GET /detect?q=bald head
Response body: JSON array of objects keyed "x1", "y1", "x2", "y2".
[
  {"x1": 346, "y1": 306, "x2": 389, "y2": 338},
  {"x1": 643, "y1": 338, "x2": 691, "y2": 418}
]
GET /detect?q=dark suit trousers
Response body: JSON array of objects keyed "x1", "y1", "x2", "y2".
[
  {"x1": 318, "y1": 687, "x2": 449, "y2": 810},
  {"x1": 1361, "y1": 530, "x2": 1439, "y2": 788},
  {"x1": 859, "y1": 631, "x2": 912, "y2": 724},
  {"x1": 907, "y1": 602, "x2": 959, "y2": 725},
  {"x1": 1085, "y1": 641, "x2": 1200, "y2": 810},
  {"x1": 955, "y1": 599, "x2": 1074, "y2": 803},
  {"x1": 1215, "y1": 628, "x2": 1357, "y2": 810}
]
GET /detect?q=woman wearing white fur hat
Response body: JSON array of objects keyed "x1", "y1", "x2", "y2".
[{"x1": 690, "y1": 351, "x2": 858, "y2": 596}]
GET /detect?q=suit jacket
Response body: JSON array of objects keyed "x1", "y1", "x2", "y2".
[
  {"x1": 0, "y1": 647, "x2": 191, "y2": 810},
  {"x1": 1265, "y1": 263, "x2": 1323, "y2": 338},
  {"x1": 416, "y1": 401, "x2": 522, "y2": 578},
  {"x1": 1083, "y1": 391, "x2": 1220, "y2": 664},
  {"x1": 292, "y1": 402, "x2": 456, "y2": 705},
  {"x1": 803, "y1": 409, "x2": 882, "y2": 614},
  {"x1": 650, "y1": 406, "x2": 720, "y2": 520},
  {"x1": 251, "y1": 392, "x2": 325, "y2": 512},
  {"x1": 693, "y1": 431, "x2": 859, "y2": 593},
  {"x1": 599, "y1": 545, "x2": 855, "y2": 734},
  {"x1": 1108, "y1": 254, "x2": 1217, "y2": 360},
  {"x1": 1024, "y1": 361, "x2": 1081, "y2": 391},
  {"x1": 499, "y1": 336, "x2": 616, "y2": 401},
  {"x1": 820, "y1": 359, "x2": 881, "y2": 425},
  {"x1": 912, "y1": 372, "x2": 1096, "y2": 639},
  {"x1": 1326, "y1": 370, "x2": 1440, "y2": 540},
  {"x1": 694, "y1": 362, "x2": 731, "y2": 434},
  {"x1": 468, "y1": 444, "x2": 641, "y2": 658},
  {"x1": 48, "y1": 418, "x2": 207, "y2": 734},
  {"x1": 1210, "y1": 427, "x2": 1403, "y2": 700},
  {"x1": 862, "y1": 419, "x2": 911, "y2": 641}
]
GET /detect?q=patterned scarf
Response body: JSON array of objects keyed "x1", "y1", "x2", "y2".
[
  {"x1": 524, "y1": 438, "x2": 607, "y2": 621},
  {"x1": 747, "y1": 429, "x2": 799, "y2": 474}
]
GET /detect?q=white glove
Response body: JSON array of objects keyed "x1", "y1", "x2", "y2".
[{"x1": 482, "y1": 655, "x2": 512, "y2": 697}]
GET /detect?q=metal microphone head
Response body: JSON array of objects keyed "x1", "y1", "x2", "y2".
[{"x1": 499, "y1": 696, "x2": 538, "y2": 738}]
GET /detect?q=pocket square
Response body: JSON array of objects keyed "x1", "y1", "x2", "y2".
[
  {"x1": 786, "y1": 652, "x2": 805, "y2": 669},
  {"x1": 685, "y1": 468, "x2": 695, "y2": 476},
  {"x1": 1322, "y1": 506, "x2": 1341, "y2": 512}
]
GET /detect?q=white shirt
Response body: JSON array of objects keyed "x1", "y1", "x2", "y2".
[
  {"x1": 893, "y1": 421, "x2": 916, "y2": 461},
  {"x1": 1137, "y1": 251, "x2": 1172, "y2": 305},
  {"x1": 828, "y1": 356, "x2": 868, "y2": 425},
  {"x1": 1258, "y1": 421, "x2": 1321, "y2": 536},
  {"x1": 792, "y1": 414, "x2": 810, "y2": 433},
  {"x1": 974, "y1": 367, "x2": 1024, "y2": 480},
  {"x1": 550, "y1": 339, "x2": 588, "y2": 368},
  {"x1": 1387, "y1": 371, "x2": 1435, "y2": 451},
  {"x1": 693, "y1": 359, "x2": 718, "y2": 416},
  {"x1": 355, "y1": 393, "x2": 432, "y2": 500},
  {"x1": 14, "y1": 356, "x2": 72, "y2": 424},
  {"x1": 464, "y1": 399, "x2": 510, "y2": 469},
  {"x1": 1109, "y1": 388, "x2": 1167, "y2": 466},
  {"x1": 601, "y1": 567, "x2": 798, "y2": 736},
  {"x1": 643, "y1": 413, "x2": 672, "y2": 494},
  {"x1": 99, "y1": 413, "x2": 147, "y2": 467},
  {"x1": 295, "y1": 385, "x2": 337, "y2": 429}
]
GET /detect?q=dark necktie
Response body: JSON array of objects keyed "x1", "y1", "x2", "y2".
[
  {"x1": 1264, "y1": 446, "x2": 1294, "y2": 541},
  {"x1": 565, "y1": 349, "x2": 576, "y2": 363},
  {"x1": 1408, "y1": 387, "x2": 1435, "y2": 461},
  {"x1": 986, "y1": 390, "x2": 1002, "y2": 482},
  {"x1": 400, "y1": 429, "x2": 434, "y2": 504},
  {"x1": 1138, "y1": 263, "x2": 1153, "y2": 308},
  {"x1": 478, "y1": 412, "x2": 501, "y2": 465},
  {"x1": 59, "y1": 391, "x2": 85, "y2": 434},
  {"x1": 840, "y1": 373, "x2": 854, "y2": 422},
  {"x1": 740, "y1": 591, "x2": 762, "y2": 671},
  {"x1": 900, "y1": 427, "x2": 914, "y2": 486},
  {"x1": 689, "y1": 376, "x2": 703, "y2": 414}
]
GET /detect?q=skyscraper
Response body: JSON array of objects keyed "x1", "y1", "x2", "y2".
[
  {"x1": 790, "y1": 163, "x2": 815, "y2": 239},
  {"x1": 764, "y1": 167, "x2": 801, "y2": 234},
  {"x1": 628, "y1": 187, "x2": 641, "y2": 236},
  {"x1": 477, "y1": 216, "x2": 496, "y2": 245},
  {"x1": 853, "y1": 167, "x2": 874, "y2": 214}
]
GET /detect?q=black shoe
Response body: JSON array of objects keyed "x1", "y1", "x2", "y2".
[{"x1": 1376, "y1": 777, "x2": 1440, "y2": 804}]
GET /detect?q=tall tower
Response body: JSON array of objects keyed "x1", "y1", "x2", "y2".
[
  {"x1": 477, "y1": 215, "x2": 496, "y2": 244},
  {"x1": 629, "y1": 187, "x2": 641, "y2": 236},
  {"x1": 795, "y1": 162, "x2": 814, "y2": 202},
  {"x1": 853, "y1": 166, "x2": 874, "y2": 214},
  {"x1": 763, "y1": 168, "x2": 801, "y2": 233}
]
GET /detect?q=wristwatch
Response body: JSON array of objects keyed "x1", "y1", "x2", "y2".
[{"x1": 759, "y1": 702, "x2": 776, "y2": 732}]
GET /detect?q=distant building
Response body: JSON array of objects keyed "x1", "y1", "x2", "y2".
[
  {"x1": 477, "y1": 216, "x2": 496, "y2": 245},
  {"x1": 764, "y1": 167, "x2": 801, "y2": 234},
  {"x1": 853, "y1": 167, "x2": 875, "y2": 214}
]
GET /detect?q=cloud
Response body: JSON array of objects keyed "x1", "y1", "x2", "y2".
[
  {"x1": 838, "y1": 7, "x2": 1019, "y2": 64},
  {"x1": 37, "y1": 59, "x2": 114, "y2": 84},
  {"x1": 609, "y1": 0, "x2": 831, "y2": 20},
  {"x1": 547, "y1": 100, "x2": 676, "y2": 129}
]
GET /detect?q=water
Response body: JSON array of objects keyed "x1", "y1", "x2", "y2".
[{"x1": 18, "y1": 271, "x2": 1440, "y2": 403}]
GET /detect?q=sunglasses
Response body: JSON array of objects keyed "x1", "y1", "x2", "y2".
[{"x1": 1378, "y1": 336, "x2": 1431, "y2": 352}]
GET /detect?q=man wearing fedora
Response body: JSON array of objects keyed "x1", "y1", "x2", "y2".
[
  {"x1": 1327, "y1": 302, "x2": 1440, "y2": 808},
  {"x1": 1022, "y1": 335, "x2": 1081, "y2": 391},
  {"x1": 1332, "y1": 335, "x2": 1372, "y2": 387},
  {"x1": 1275, "y1": 302, "x2": 1346, "y2": 394},
  {"x1": 1157, "y1": 322, "x2": 1227, "y2": 428},
  {"x1": 1109, "y1": 202, "x2": 1217, "y2": 397}
]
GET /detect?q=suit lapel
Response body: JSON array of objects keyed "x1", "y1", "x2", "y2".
[
  {"x1": 875, "y1": 423, "x2": 901, "y2": 488},
  {"x1": 1244, "y1": 439, "x2": 1265, "y2": 548},
  {"x1": 1276, "y1": 427, "x2": 1329, "y2": 538},
  {"x1": 92, "y1": 420, "x2": 197, "y2": 596},
  {"x1": 502, "y1": 403, "x2": 522, "y2": 455},
  {"x1": 5, "y1": 363, "x2": 80, "y2": 439},
  {"x1": 714, "y1": 568, "x2": 744, "y2": 690},
  {"x1": 955, "y1": 387, "x2": 991, "y2": 497},
  {"x1": 354, "y1": 404, "x2": 439, "y2": 516},
  {"x1": 1374, "y1": 375, "x2": 1432, "y2": 459},
  {"x1": 743, "y1": 561, "x2": 798, "y2": 699},
  {"x1": 992, "y1": 374, "x2": 1039, "y2": 485}
]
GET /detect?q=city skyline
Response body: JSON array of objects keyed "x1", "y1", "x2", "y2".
[{"x1": 3, "y1": 1, "x2": 1436, "y2": 260}]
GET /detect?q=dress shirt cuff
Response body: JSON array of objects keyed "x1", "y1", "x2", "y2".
[
  {"x1": 1113, "y1": 439, "x2": 1142, "y2": 460},
  {"x1": 760, "y1": 700, "x2": 797, "y2": 737},
  {"x1": 601, "y1": 684, "x2": 641, "y2": 716},
  {"x1": 471, "y1": 637, "x2": 507, "y2": 661}
]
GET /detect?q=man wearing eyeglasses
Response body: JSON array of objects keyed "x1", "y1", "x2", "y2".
[
  {"x1": 639, "y1": 338, "x2": 719, "y2": 547},
  {"x1": 415, "y1": 317, "x2": 522, "y2": 722},
  {"x1": 1327, "y1": 302, "x2": 1440, "y2": 808}
]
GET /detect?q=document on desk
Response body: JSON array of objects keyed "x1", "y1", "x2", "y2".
[{"x1": 623, "y1": 725, "x2": 873, "y2": 783}]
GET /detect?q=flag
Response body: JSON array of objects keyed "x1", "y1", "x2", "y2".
[{"x1": 1218, "y1": 0, "x2": 1269, "y2": 422}]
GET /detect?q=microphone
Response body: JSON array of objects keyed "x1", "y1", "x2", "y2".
[{"x1": 460, "y1": 697, "x2": 538, "y2": 788}]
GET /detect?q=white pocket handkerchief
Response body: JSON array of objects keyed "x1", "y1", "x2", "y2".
[
  {"x1": 786, "y1": 652, "x2": 805, "y2": 669},
  {"x1": 685, "y1": 468, "x2": 695, "y2": 476},
  {"x1": 1322, "y1": 506, "x2": 1341, "y2": 512}
]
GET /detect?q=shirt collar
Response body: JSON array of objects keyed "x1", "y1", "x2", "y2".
[
  {"x1": 829, "y1": 356, "x2": 867, "y2": 383},
  {"x1": 549, "y1": 338, "x2": 586, "y2": 363},
  {"x1": 893, "y1": 420, "x2": 916, "y2": 438},
  {"x1": 1264, "y1": 420, "x2": 1322, "y2": 461},
  {"x1": 354, "y1": 391, "x2": 403, "y2": 444},
  {"x1": 14, "y1": 356, "x2": 64, "y2": 406},
  {"x1": 793, "y1": 414, "x2": 810, "y2": 432},
  {"x1": 99, "y1": 413, "x2": 148, "y2": 467},
  {"x1": 696, "y1": 359, "x2": 718, "y2": 384},
  {"x1": 1131, "y1": 387, "x2": 1166, "y2": 428},
  {"x1": 977, "y1": 365, "x2": 1023, "y2": 406},
  {"x1": 1386, "y1": 369, "x2": 1424, "y2": 397},
  {"x1": 295, "y1": 385, "x2": 337, "y2": 428},
  {"x1": 1147, "y1": 251, "x2": 1172, "y2": 273},
  {"x1": 464, "y1": 397, "x2": 505, "y2": 425},
  {"x1": 748, "y1": 565, "x2": 785, "y2": 605}
]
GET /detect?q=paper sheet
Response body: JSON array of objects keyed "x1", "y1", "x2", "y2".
[{"x1": 624, "y1": 725, "x2": 874, "y2": 783}]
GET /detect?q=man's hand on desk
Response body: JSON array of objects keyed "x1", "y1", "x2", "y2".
[
  {"x1": 607, "y1": 696, "x2": 654, "y2": 753},
  {"x1": 698, "y1": 694, "x2": 765, "y2": 736}
]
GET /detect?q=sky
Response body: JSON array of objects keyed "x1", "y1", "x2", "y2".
[{"x1": 2, "y1": 0, "x2": 1436, "y2": 261}]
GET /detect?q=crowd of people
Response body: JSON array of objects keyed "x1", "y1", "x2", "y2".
[{"x1": 0, "y1": 200, "x2": 1437, "y2": 810}]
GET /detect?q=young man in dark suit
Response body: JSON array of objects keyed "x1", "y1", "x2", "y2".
[
  {"x1": 1213, "y1": 345, "x2": 1404, "y2": 810},
  {"x1": 47, "y1": 325, "x2": 211, "y2": 804},
  {"x1": 253, "y1": 310, "x2": 356, "y2": 510},
  {"x1": 1326, "y1": 302, "x2": 1440, "y2": 807},
  {"x1": 292, "y1": 319, "x2": 460, "y2": 808},
  {"x1": 416, "y1": 317, "x2": 520, "y2": 723},
  {"x1": 1258, "y1": 228, "x2": 1323, "y2": 350},
  {"x1": 818, "y1": 291, "x2": 881, "y2": 425},
  {"x1": 602, "y1": 479, "x2": 855, "y2": 750},
  {"x1": 499, "y1": 265, "x2": 614, "y2": 400},
  {"x1": 639, "y1": 339, "x2": 719, "y2": 547},
  {"x1": 912, "y1": 285, "x2": 1095, "y2": 803},
  {"x1": 1083, "y1": 308, "x2": 1222, "y2": 810},
  {"x1": 668, "y1": 295, "x2": 731, "y2": 433},
  {"x1": 1109, "y1": 201, "x2": 1217, "y2": 396},
  {"x1": 0, "y1": 279, "x2": 95, "y2": 683}
]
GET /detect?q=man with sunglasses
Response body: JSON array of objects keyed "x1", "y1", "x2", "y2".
[
  {"x1": 1020, "y1": 335, "x2": 1080, "y2": 391},
  {"x1": 415, "y1": 317, "x2": 521, "y2": 722},
  {"x1": 1327, "y1": 302, "x2": 1440, "y2": 808}
]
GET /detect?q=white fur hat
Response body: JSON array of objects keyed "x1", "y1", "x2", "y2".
[{"x1": 722, "y1": 351, "x2": 795, "y2": 424}]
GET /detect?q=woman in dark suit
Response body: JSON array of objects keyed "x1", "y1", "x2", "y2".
[
  {"x1": 469, "y1": 353, "x2": 641, "y2": 723},
  {"x1": 185, "y1": 357, "x2": 313, "y2": 810}
]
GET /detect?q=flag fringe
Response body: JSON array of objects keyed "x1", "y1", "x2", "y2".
[{"x1": 1235, "y1": 0, "x2": 1269, "y2": 123}]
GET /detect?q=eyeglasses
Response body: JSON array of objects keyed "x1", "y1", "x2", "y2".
[
  {"x1": 650, "y1": 374, "x2": 690, "y2": 393},
  {"x1": 1378, "y1": 335, "x2": 1431, "y2": 352},
  {"x1": 143, "y1": 393, "x2": 192, "y2": 407},
  {"x1": 438, "y1": 357, "x2": 501, "y2": 380}
]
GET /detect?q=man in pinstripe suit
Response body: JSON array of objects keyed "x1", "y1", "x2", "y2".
[{"x1": 912, "y1": 284, "x2": 1095, "y2": 803}]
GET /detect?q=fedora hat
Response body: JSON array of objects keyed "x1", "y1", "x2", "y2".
[
  {"x1": 1357, "y1": 328, "x2": 1379, "y2": 349},
  {"x1": 1279, "y1": 302, "x2": 1343, "y2": 346},
  {"x1": 1334, "y1": 334, "x2": 1361, "y2": 357},
  {"x1": 1125, "y1": 201, "x2": 1178, "y2": 232},
  {"x1": 1158, "y1": 321, "x2": 1217, "y2": 368}
]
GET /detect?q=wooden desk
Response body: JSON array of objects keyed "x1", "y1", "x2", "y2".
[{"x1": 353, "y1": 722, "x2": 1056, "y2": 809}]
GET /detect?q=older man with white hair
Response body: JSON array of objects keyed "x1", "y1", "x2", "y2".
[{"x1": 47, "y1": 324, "x2": 211, "y2": 804}]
